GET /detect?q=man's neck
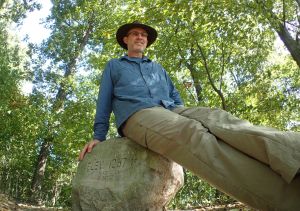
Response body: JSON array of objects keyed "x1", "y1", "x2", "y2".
[{"x1": 127, "y1": 51, "x2": 143, "y2": 58}]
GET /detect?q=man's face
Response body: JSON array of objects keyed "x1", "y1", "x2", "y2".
[{"x1": 123, "y1": 27, "x2": 148, "y2": 54}]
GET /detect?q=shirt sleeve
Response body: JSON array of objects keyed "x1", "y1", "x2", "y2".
[
  {"x1": 93, "y1": 62, "x2": 113, "y2": 141},
  {"x1": 163, "y1": 68, "x2": 184, "y2": 106}
]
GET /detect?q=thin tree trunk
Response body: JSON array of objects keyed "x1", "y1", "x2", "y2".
[
  {"x1": 186, "y1": 63, "x2": 203, "y2": 103},
  {"x1": 29, "y1": 20, "x2": 94, "y2": 204},
  {"x1": 177, "y1": 45, "x2": 203, "y2": 104},
  {"x1": 51, "y1": 180, "x2": 59, "y2": 206}
]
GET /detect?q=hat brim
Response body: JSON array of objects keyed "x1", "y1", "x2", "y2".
[{"x1": 116, "y1": 22, "x2": 157, "y2": 50}]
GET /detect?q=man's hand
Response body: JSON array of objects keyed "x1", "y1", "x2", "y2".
[{"x1": 78, "y1": 139, "x2": 100, "y2": 161}]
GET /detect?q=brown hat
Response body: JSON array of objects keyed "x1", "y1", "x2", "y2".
[{"x1": 116, "y1": 21, "x2": 157, "y2": 50}]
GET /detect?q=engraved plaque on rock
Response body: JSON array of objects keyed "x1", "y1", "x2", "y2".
[{"x1": 72, "y1": 137, "x2": 184, "y2": 211}]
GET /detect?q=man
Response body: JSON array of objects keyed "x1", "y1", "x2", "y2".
[{"x1": 79, "y1": 21, "x2": 300, "y2": 210}]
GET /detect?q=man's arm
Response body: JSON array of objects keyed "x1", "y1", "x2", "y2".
[
  {"x1": 93, "y1": 63, "x2": 113, "y2": 141},
  {"x1": 78, "y1": 62, "x2": 113, "y2": 160},
  {"x1": 163, "y1": 69, "x2": 184, "y2": 106}
]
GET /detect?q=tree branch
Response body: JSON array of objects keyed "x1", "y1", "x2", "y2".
[
  {"x1": 195, "y1": 40, "x2": 227, "y2": 110},
  {"x1": 220, "y1": 41, "x2": 226, "y2": 91}
]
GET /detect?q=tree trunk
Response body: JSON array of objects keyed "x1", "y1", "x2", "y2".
[
  {"x1": 295, "y1": 0, "x2": 300, "y2": 8},
  {"x1": 276, "y1": 23, "x2": 300, "y2": 68},
  {"x1": 29, "y1": 20, "x2": 94, "y2": 204},
  {"x1": 255, "y1": 0, "x2": 300, "y2": 69},
  {"x1": 30, "y1": 138, "x2": 51, "y2": 205}
]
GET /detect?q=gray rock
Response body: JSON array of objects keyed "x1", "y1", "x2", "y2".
[{"x1": 72, "y1": 137, "x2": 184, "y2": 211}]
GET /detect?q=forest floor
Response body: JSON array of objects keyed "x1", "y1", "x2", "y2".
[
  {"x1": 0, "y1": 193, "x2": 252, "y2": 211},
  {"x1": 0, "y1": 194, "x2": 67, "y2": 211}
]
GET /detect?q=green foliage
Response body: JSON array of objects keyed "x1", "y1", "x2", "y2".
[
  {"x1": 169, "y1": 170, "x2": 235, "y2": 209},
  {"x1": 0, "y1": 0, "x2": 40, "y2": 23},
  {"x1": 0, "y1": 0, "x2": 299, "y2": 209},
  {"x1": 0, "y1": 2, "x2": 39, "y2": 200}
]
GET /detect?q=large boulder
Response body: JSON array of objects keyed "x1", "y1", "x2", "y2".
[{"x1": 72, "y1": 137, "x2": 184, "y2": 211}]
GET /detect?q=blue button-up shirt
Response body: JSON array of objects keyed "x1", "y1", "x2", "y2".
[{"x1": 93, "y1": 55, "x2": 184, "y2": 141}]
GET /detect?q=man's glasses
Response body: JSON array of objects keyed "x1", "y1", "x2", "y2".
[{"x1": 127, "y1": 31, "x2": 148, "y2": 38}]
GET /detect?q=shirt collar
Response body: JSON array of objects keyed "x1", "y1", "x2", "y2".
[{"x1": 120, "y1": 55, "x2": 152, "y2": 63}]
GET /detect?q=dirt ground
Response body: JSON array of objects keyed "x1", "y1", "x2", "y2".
[
  {"x1": 0, "y1": 193, "x2": 252, "y2": 211},
  {"x1": 0, "y1": 194, "x2": 68, "y2": 211}
]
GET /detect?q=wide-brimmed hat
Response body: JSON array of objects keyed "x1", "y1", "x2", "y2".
[{"x1": 116, "y1": 21, "x2": 157, "y2": 50}]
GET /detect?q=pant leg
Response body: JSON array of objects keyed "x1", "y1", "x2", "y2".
[
  {"x1": 172, "y1": 107, "x2": 300, "y2": 183},
  {"x1": 122, "y1": 107, "x2": 300, "y2": 211}
]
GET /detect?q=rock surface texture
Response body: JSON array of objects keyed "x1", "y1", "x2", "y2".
[{"x1": 72, "y1": 137, "x2": 184, "y2": 211}]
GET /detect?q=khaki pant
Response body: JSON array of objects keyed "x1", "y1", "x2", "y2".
[{"x1": 122, "y1": 106, "x2": 300, "y2": 211}]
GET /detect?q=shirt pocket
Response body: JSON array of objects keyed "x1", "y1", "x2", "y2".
[
  {"x1": 149, "y1": 72, "x2": 169, "y2": 95},
  {"x1": 114, "y1": 66, "x2": 145, "y2": 88}
]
